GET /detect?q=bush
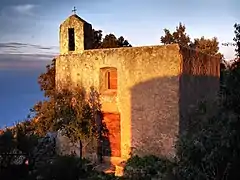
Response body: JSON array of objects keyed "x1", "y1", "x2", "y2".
[
  {"x1": 0, "y1": 124, "x2": 38, "y2": 180},
  {"x1": 33, "y1": 155, "x2": 120, "y2": 180},
  {"x1": 123, "y1": 155, "x2": 176, "y2": 180},
  {"x1": 34, "y1": 155, "x2": 92, "y2": 180},
  {"x1": 176, "y1": 107, "x2": 240, "y2": 180}
]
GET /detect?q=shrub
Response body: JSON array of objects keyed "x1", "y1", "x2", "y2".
[
  {"x1": 123, "y1": 155, "x2": 176, "y2": 180},
  {"x1": 176, "y1": 108, "x2": 240, "y2": 180},
  {"x1": 34, "y1": 155, "x2": 92, "y2": 180},
  {"x1": 33, "y1": 155, "x2": 120, "y2": 180}
]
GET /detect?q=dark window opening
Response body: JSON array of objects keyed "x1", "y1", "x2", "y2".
[
  {"x1": 106, "y1": 70, "x2": 117, "y2": 90},
  {"x1": 68, "y1": 28, "x2": 75, "y2": 51},
  {"x1": 100, "y1": 67, "x2": 117, "y2": 94},
  {"x1": 107, "y1": 72, "x2": 111, "y2": 89}
]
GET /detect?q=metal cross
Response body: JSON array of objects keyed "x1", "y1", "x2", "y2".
[{"x1": 72, "y1": 6, "x2": 77, "y2": 14}]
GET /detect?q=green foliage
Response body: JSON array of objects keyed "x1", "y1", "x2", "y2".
[
  {"x1": 160, "y1": 23, "x2": 223, "y2": 60},
  {"x1": 92, "y1": 29, "x2": 132, "y2": 49},
  {"x1": 30, "y1": 98, "x2": 56, "y2": 137},
  {"x1": 0, "y1": 122, "x2": 38, "y2": 155},
  {"x1": 13, "y1": 123, "x2": 39, "y2": 154},
  {"x1": 35, "y1": 155, "x2": 91, "y2": 180},
  {"x1": 0, "y1": 123, "x2": 38, "y2": 171},
  {"x1": 191, "y1": 36, "x2": 223, "y2": 59},
  {"x1": 101, "y1": 34, "x2": 132, "y2": 48},
  {"x1": 38, "y1": 59, "x2": 56, "y2": 98},
  {"x1": 54, "y1": 87, "x2": 109, "y2": 160},
  {"x1": 176, "y1": 109, "x2": 240, "y2": 180},
  {"x1": 0, "y1": 130, "x2": 15, "y2": 154},
  {"x1": 221, "y1": 24, "x2": 240, "y2": 114},
  {"x1": 92, "y1": 29, "x2": 103, "y2": 49},
  {"x1": 123, "y1": 155, "x2": 176, "y2": 180},
  {"x1": 33, "y1": 155, "x2": 120, "y2": 180},
  {"x1": 160, "y1": 23, "x2": 191, "y2": 47},
  {"x1": 55, "y1": 88, "x2": 96, "y2": 143},
  {"x1": 221, "y1": 65, "x2": 240, "y2": 113},
  {"x1": 29, "y1": 58, "x2": 56, "y2": 136}
]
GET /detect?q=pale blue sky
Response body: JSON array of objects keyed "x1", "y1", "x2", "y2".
[{"x1": 0, "y1": 0, "x2": 239, "y2": 65}]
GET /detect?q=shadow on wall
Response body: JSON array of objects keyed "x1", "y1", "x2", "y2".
[
  {"x1": 179, "y1": 74, "x2": 219, "y2": 134},
  {"x1": 130, "y1": 74, "x2": 219, "y2": 158},
  {"x1": 96, "y1": 111, "x2": 112, "y2": 160},
  {"x1": 88, "y1": 87, "x2": 112, "y2": 160}
]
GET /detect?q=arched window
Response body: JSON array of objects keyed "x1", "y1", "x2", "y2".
[{"x1": 100, "y1": 67, "x2": 117, "y2": 93}]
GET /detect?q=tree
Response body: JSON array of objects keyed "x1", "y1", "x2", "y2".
[
  {"x1": 222, "y1": 23, "x2": 240, "y2": 114},
  {"x1": 234, "y1": 23, "x2": 240, "y2": 58},
  {"x1": 92, "y1": 29, "x2": 103, "y2": 49},
  {"x1": 55, "y1": 89, "x2": 95, "y2": 159},
  {"x1": 117, "y1": 36, "x2": 132, "y2": 47},
  {"x1": 176, "y1": 107, "x2": 240, "y2": 180},
  {"x1": 160, "y1": 23, "x2": 223, "y2": 59},
  {"x1": 101, "y1": 34, "x2": 118, "y2": 48},
  {"x1": 101, "y1": 34, "x2": 131, "y2": 48},
  {"x1": 0, "y1": 123, "x2": 38, "y2": 179},
  {"x1": 30, "y1": 99, "x2": 56, "y2": 136},
  {"x1": 176, "y1": 23, "x2": 240, "y2": 180},
  {"x1": 191, "y1": 37, "x2": 223, "y2": 58},
  {"x1": 160, "y1": 23, "x2": 191, "y2": 47},
  {"x1": 37, "y1": 59, "x2": 56, "y2": 98},
  {"x1": 30, "y1": 29, "x2": 132, "y2": 137}
]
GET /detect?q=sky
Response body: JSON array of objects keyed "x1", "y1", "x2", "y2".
[
  {"x1": 0, "y1": 0, "x2": 239, "y2": 126},
  {"x1": 0, "y1": 0, "x2": 239, "y2": 61}
]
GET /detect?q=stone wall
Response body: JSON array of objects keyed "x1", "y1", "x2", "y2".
[
  {"x1": 55, "y1": 44, "x2": 220, "y2": 160},
  {"x1": 179, "y1": 46, "x2": 220, "y2": 133},
  {"x1": 56, "y1": 44, "x2": 181, "y2": 159}
]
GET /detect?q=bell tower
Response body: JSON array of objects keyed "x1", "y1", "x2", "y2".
[{"x1": 59, "y1": 8, "x2": 93, "y2": 55}]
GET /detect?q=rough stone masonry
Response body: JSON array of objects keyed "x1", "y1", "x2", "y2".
[{"x1": 55, "y1": 14, "x2": 220, "y2": 161}]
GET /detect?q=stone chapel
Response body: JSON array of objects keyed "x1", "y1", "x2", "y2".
[{"x1": 55, "y1": 13, "x2": 220, "y2": 161}]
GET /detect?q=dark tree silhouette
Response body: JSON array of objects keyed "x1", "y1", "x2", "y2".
[{"x1": 234, "y1": 23, "x2": 240, "y2": 58}]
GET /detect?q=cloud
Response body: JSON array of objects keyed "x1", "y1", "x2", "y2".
[
  {"x1": 0, "y1": 42, "x2": 57, "y2": 49},
  {"x1": 12, "y1": 4, "x2": 37, "y2": 16},
  {"x1": 0, "y1": 54, "x2": 52, "y2": 70},
  {"x1": 0, "y1": 42, "x2": 58, "y2": 56},
  {"x1": 0, "y1": 42, "x2": 57, "y2": 69}
]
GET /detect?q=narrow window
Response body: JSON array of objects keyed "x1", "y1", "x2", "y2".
[
  {"x1": 100, "y1": 67, "x2": 117, "y2": 93},
  {"x1": 106, "y1": 70, "x2": 117, "y2": 90},
  {"x1": 68, "y1": 28, "x2": 75, "y2": 51},
  {"x1": 107, "y1": 72, "x2": 111, "y2": 89}
]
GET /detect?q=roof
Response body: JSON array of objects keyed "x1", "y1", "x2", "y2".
[
  {"x1": 60, "y1": 14, "x2": 90, "y2": 26},
  {"x1": 70, "y1": 14, "x2": 88, "y2": 23}
]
